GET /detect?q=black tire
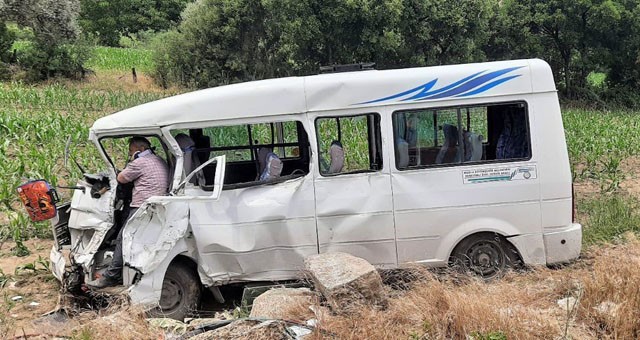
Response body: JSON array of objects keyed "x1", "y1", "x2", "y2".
[
  {"x1": 148, "y1": 261, "x2": 201, "y2": 321},
  {"x1": 449, "y1": 233, "x2": 518, "y2": 279}
]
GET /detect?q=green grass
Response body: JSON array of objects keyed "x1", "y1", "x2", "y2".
[
  {"x1": 85, "y1": 46, "x2": 155, "y2": 74},
  {"x1": 579, "y1": 195, "x2": 640, "y2": 246}
]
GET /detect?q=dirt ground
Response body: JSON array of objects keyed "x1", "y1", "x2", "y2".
[{"x1": 0, "y1": 239, "x2": 61, "y2": 338}]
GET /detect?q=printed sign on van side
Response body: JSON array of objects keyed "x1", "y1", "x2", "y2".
[{"x1": 462, "y1": 165, "x2": 537, "y2": 184}]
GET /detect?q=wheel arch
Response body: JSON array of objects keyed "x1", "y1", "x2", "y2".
[
  {"x1": 448, "y1": 231, "x2": 523, "y2": 265},
  {"x1": 436, "y1": 217, "x2": 524, "y2": 265},
  {"x1": 128, "y1": 237, "x2": 198, "y2": 307}
]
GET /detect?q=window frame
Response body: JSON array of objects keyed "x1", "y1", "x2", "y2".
[
  {"x1": 170, "y1": 118, "x2": 312, "y2": 191},
  {"x1": 314, "y1": 112, "x2": 384, "y2": 177},
  {"x1": 193, "y1": 120, "x2": 305, "y2": 164},
  {"x1": 392, "y1": 100, "x2": 532, "y2": 171}
]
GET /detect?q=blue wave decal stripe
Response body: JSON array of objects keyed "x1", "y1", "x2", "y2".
[
  {"x1": 456, "y1": 75, "x2": 522, "y2": 97},
  {"x1": 402, "y1": 71, "x2": 485, "y2": 101},
  {"x1": 420, "y1": 66, "x2": 524, "y2": 100},
  {"x1": 353, "y1": 65, "x2": 525, "y2": 105},
  {"x1": 359, "y1": 79, "x2": 437, "y2": 104}
]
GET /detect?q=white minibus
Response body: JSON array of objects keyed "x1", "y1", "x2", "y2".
[{"x1": 49, "y1": 58, "x2": 581, "y2": 319}]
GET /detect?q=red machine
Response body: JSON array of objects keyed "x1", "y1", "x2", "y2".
[{"x1": 17, "y1": 180, "x2": 59, "y2": 222}]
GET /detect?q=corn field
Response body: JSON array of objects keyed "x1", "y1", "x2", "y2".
[
  {"x1": 86, "y1": 47, "x2": 155, "y2": 74},
  {"x1": 0, "y1": 79, "x2": 174, "y2": 243}
]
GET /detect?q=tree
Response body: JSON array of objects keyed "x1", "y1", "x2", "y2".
[
  {"x1": 394, "y1": 0, "x2": 493, "y2": 67},
  {"x1": 79, "y1": 0, "x2": 192, "y2": 46},
  {"x1": 0, "y1": 0, "x2": 90, "y2": 80}
]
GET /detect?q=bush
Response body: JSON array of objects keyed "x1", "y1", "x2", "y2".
[
  {"x1": 151, "y1": 30, "x2": 188, "y2": 88},
  {"x1": 0, "y1": 22, "x2": 16, "y2": 62},
  {"x1": 17, "y1": 39, "x2": 92, "y2": 81},
  {"x1": 601, "y1": 85, "x2": 640, "y2": 110}
]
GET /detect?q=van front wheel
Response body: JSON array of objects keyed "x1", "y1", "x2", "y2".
[
  {"x1": 449, "y1": 233, "x2": 515, "y2": 279},
  {"x1": 148, "y1": 262, "x2": 201, "y2": 321}
]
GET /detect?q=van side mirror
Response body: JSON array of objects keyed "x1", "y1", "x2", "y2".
[{"x1": 172, "y1": 155, "x2": 226, "y2": 200}]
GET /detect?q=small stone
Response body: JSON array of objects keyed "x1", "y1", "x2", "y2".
[
  {"x1": 29, "y1": 301, "x2": 40, "y2": 307},
  {"x1": 11, "y1": 296, "x2": 23, "y2": 301}
]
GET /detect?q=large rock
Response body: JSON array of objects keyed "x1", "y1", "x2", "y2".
[
  {"x1": 304, "y1": 252, "x2": 387, "y2": 313},
  {"x1": 249, "y1": 288, "x2": 316, "y2": 319}
]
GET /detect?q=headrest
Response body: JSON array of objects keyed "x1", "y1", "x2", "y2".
[
  {"x1": 257, "y1": 147, "x2": 272, "y2": 172},
  {"x1": 175, "y1": 133, "x2": 195, "y2": 151}
]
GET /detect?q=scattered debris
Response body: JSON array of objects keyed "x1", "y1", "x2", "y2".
[
  {"x1": 186, "y1": 318, "x2": 315, "y2": 340},
  {"x1": 557, "y1": 297, "x2": 578, "y2": 312},
  {"x1": 11, "y1": 296, "x2": 23, "y2": 301},
  {"x1": 304, "y1": 252, "x2": 387, "y2": 313},
  {"x1": 29, "y1": 302, "x2": 40, "y2": 307},
  {"x1": 594, "y1": 301, "x2": 620, "y2": 319},
  {"x1": 249, "y1": 288, "x2": 317, "y2": 319},
  {"x1": 147, "y1": 318, "x2": 188, "y2": 335}
]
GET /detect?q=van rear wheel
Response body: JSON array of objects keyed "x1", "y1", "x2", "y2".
[
  {"x1": 148, "y1": 262, "x2": 201, "y2": 321},
  {"x1": 450, "y1": 233, "x2": 515, "y2": 279}
]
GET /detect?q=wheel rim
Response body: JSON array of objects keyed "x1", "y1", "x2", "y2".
[
  {"x1": 464, "y1": 239, "x2": 505, "y2": 277},
  {"x1": 159, "y1": 278, "x2": 183, "y2": 311}
]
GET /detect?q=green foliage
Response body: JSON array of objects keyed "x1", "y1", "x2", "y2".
[
  {"x1": 0, "y1": 0, "x2": 92, "y2": 81},
  {"x1": 151, "y1": 0, "x2": 640, "y2": 107},
  {"x1": 0, "y1": 22, "x2": 16, "y2": 63},
  {"x1": 79, "y1": 0, "x2": 192, "y2": 47},
  {"x1": 154, "y1": 0, "x2": 496, "y2": 89},
  {"x1": 16, "y1": 40, "x2": 92, "y2": 81}
]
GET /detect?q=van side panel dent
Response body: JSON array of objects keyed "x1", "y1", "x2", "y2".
[
  {"x1": 188, "y1": 177, "x2": 318, "y2": 284},
  {"x1": 122, "y1": 201, "x2": 190, "y2": 274}
]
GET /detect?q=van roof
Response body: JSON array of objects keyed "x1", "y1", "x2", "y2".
[{"x1": 91, "y1": 59, "x2": 555, "y2": 134}]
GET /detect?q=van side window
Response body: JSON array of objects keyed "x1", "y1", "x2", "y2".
[
  {"x1": 315, "y1": 113, "x2": 383, "y2": 176},
  {"x1": 393, "y1": 102, "x2": 530, "y2": 169},
  {"x1": 171, "y1": 120, "x2": 310, "y2": 190}
]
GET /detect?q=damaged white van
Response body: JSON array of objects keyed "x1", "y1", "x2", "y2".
[{"x1": 47, "y1": 59, "x2": 581, "y2": 319}]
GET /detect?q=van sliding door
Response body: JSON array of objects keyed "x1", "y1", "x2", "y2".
[{"x1": 312, "y1": 112, "x2": 397, "y2": 268}]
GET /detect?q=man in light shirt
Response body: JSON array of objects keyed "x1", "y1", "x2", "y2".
[{"x1": 87, "y1": 137, "x2": 169, "y2": 288}]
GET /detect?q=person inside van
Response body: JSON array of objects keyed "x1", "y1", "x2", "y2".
[
  {"x1": 87, "y1": 137, "x2": 170, "y2": 289},
  {"x1": 435, "y1": 124, "x2": 461, "y2": 164}
]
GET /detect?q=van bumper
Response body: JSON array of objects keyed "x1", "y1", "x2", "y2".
[{"x1": 543, "y1": 223, "x2": 582, "y2": 265}]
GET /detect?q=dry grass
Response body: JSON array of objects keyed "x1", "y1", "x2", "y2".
[
  {"x1": 578, "y1": 234, "x2": 640, "y2": 338},
  {"x1": 282, "y1": 239, "x2": 640, "y2": 340},
  {"x1": 70, "y1": 302, "x2": 161, "y2": 340}
]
